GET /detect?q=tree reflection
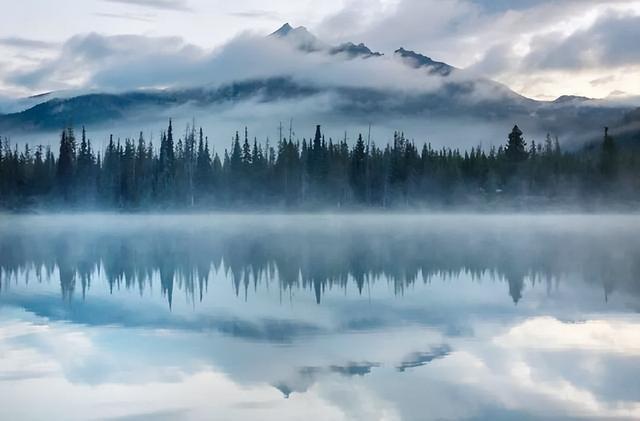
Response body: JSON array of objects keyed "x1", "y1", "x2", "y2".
[{"x1": 1, "y1": 219, "x2": 639, "y2": 307}]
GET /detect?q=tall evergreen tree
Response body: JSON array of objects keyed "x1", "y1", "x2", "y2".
[
  {"x1": 601, "y1": 126, "x2": 617, "y2": 181},
  {"x1": 350, "y1": 133, "x2": 367, "y2": 202},
  {"x1": 505, "y1": 125, "x2": 528, "y2": 163},
  {"x1": 57, "y1": 128, "x2": 76, "y2": 201}
]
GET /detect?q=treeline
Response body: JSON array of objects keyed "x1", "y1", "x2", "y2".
[{"x1": 0, "y1": 122, "x2": 637, "y2": 209}]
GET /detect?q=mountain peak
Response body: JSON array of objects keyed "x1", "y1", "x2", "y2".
[
  {"x1": 269, "y1": 23, "x2": 322, "y2": 52},
  {"x1": 270, "y1": 23, "x2": 313, "y2": 38},
  {"x1": 271, "y1": 23, "x2": 293, "y2": 37},
  {"x1": 330, "y1": 42, "x2": 383, "y2": 59},
  {"x1": 395, "y1": 48, "x2": 454, "y2": 76}
]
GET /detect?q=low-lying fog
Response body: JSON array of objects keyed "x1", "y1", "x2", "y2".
[{"x1": 3, "y1": 213, "x2": 640, "y2": 304}]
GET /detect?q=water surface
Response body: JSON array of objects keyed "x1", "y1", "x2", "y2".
[{"x1": 1, "y1": 214, "x2": 639, "y2": 420}]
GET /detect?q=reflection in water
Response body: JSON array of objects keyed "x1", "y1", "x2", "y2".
[
  {"x1": 0, "y1": 214, "x2": 640, "y2": 420},
  {"x1": 1, "y1": 214, "x2": 639, "y2": 307},
  {"x1": 396, "y1": 345, "x2": 452, "y2": 372}
]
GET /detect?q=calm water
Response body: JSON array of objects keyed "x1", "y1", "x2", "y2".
[{"x1": 1, "y1": 214, "x2": 639, "y2": 420}]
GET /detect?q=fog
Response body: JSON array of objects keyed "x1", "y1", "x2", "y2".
[
  {"x1": 1, "y1": 213, "x2": 640, "y2": 420},
  {"x1": 0, "y1": 95, "x2": 568, "y2": 153},
  {"x1": 2, "y1": 213, "x2": 640, "y2": 305}
]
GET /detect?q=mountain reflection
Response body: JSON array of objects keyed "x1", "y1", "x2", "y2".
[{"x1": 1, "y1": 215, "x2": 639, "y2": 307}]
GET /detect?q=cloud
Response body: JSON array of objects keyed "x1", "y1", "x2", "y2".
[
  {"x1": 0, "y1": 0, "x2": 638, "y2": 103},
  {"x1": 590, "y1": 75, "x2": 616, "y2": 87},
  {"x1": 318, "y1": 0, "x2": 639, "y2": 67},
  {"x1": 524, "y1": 12, "x2": 640, "y2": 70},
  {"x1": 0, "y1": 37, "x2": 57, "y2": 50},
  {"x1": 494, "y1": 317, "x2": 640, "y2": 355},
  {"x1": 313, "y1": 0, "x2": 640, "y2": 99},
  {"x1": 102, "y1": 0, "x2": 191, "y2": 12},
  {"x1": 7, "y1": 30, "x2": 459, "y2": 95},
  {"x1": 94, "y1": 12, "x2": 155, "y2": 23},
  {"x1": 317, "y1": 0, "x2": 481, "y2": 58},
  {"x1": 7, "y1": 33, "x2": 200, "y2": 91},
  {"x1": 228, "y1": 10, "x2": 281, "y2": 20},
  {"x1": 468, "y1": 0, "x2": 567, "y2": 13}
]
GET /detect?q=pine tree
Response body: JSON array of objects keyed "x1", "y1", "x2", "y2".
[
  {"x1": 195, "y1": 130, "x2": 212, "y2": 200},
  {"x1": 76, "y1": 126, "x2": 96, "y2": 202},
  {"x1": 350, "y1": 133, "x2": 367, "y2": 202},
  {"x1": 601, "y1": 127, "x2": 617, "y2": 181},
  {"x1": 505, "y1": 125, "x2": 528, "y2": 163},
  {"x1": 57, "y1": 128, "x2": 76, "y2": 202}
]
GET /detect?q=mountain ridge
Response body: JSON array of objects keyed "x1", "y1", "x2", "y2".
[{"x1": 0, "y1": 23, "x2": 636, "y2": 146}]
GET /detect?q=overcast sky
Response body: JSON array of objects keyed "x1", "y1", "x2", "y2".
[{"x1": 1, "y1": 0, "x2": 639, "y2": 100}]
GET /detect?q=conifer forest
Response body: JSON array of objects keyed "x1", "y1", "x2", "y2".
[{"x1": 0, "y1": 122, "x2": 636, "y2": 209}]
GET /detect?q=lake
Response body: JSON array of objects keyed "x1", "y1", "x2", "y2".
[{"x1": 0, "y1": 214, "x2": 639, "y2": 420}]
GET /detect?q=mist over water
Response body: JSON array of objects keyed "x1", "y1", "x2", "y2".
[{"x1": 1, "y1": 213, "x2": 639, "y2": 420}]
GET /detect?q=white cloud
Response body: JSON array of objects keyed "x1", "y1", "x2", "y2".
[
  {"x1": 102, "y1": 0, "x2": 192, "y2": 12},
  {"x1": 494, "y1": 316, "x2": 640, "y2": 354},
  {"x1": 1, "y1": 0, "x2": 639, "y2": 100},
  {"x1": 316, "y1": 0, "x2": 640, "y2": 99},
  {"x1": 5, "y1": 31, "x2": 459, "y2": 95}
]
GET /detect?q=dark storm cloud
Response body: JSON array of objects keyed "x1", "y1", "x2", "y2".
[
  {"x1": 524, "y1": 12, "x2": 640, "y2": 70},
  {"x1": 102, "y1": 0, "x2": 191, "y2": 12}
]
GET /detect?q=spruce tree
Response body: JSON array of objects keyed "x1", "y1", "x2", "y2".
[
  {"x1": 57, "y1": 128, "x2": 76, "y2": 202},
  {"x1": 505, "y1": 125, "x2": 528, "y2": 163},
  {"x1": 350, "y1": 133, "x2": 367, "y2": 202},
  {"x1": 601, "y1": 126, "x2": 617, "y2": 181}
]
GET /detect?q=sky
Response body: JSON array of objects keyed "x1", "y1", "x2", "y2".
[{"x1": 1, "y1": 0, "x2": 639, "y2": 100}]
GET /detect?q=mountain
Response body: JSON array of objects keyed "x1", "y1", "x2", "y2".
[
  {"x1": 272, "y1": 23, "x2": 382, "y2": 58},
  {"x1": 553, "y1": 95, "x2": 592, "y2": 104},
  {"x1": 270, "y1": 23, "x2": 324, "y2": 52},
  {"x1": 0, "y1": 23, "x2": 635, "y2": 147},
  {"x1": 270, "y1": 22, "x2": 295, "y2": 37},
  {"x1": 0, "y1": 78, "x2": 318, "y2": 131},
  {"x1": 330, "y1": 42, "x2": 383, "y2": 59},
  {"x1": 394, "y1": 48, "x2": 455, "y2": 76}
]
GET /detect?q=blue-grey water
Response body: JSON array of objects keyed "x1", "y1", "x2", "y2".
[{"x1": 0, "y1": 214, "x2": 639, "y2": 421}]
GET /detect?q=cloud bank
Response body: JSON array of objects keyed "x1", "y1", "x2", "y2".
[
  {"x1": 315, "y1": 0, "x2": 640, "y2": 99},
  {"x1": 6, "y1": 31, "x2": 463, "y2": 96},
  {"x1": 101, "y1": 0, "x2": 192, "y2": 12}
]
